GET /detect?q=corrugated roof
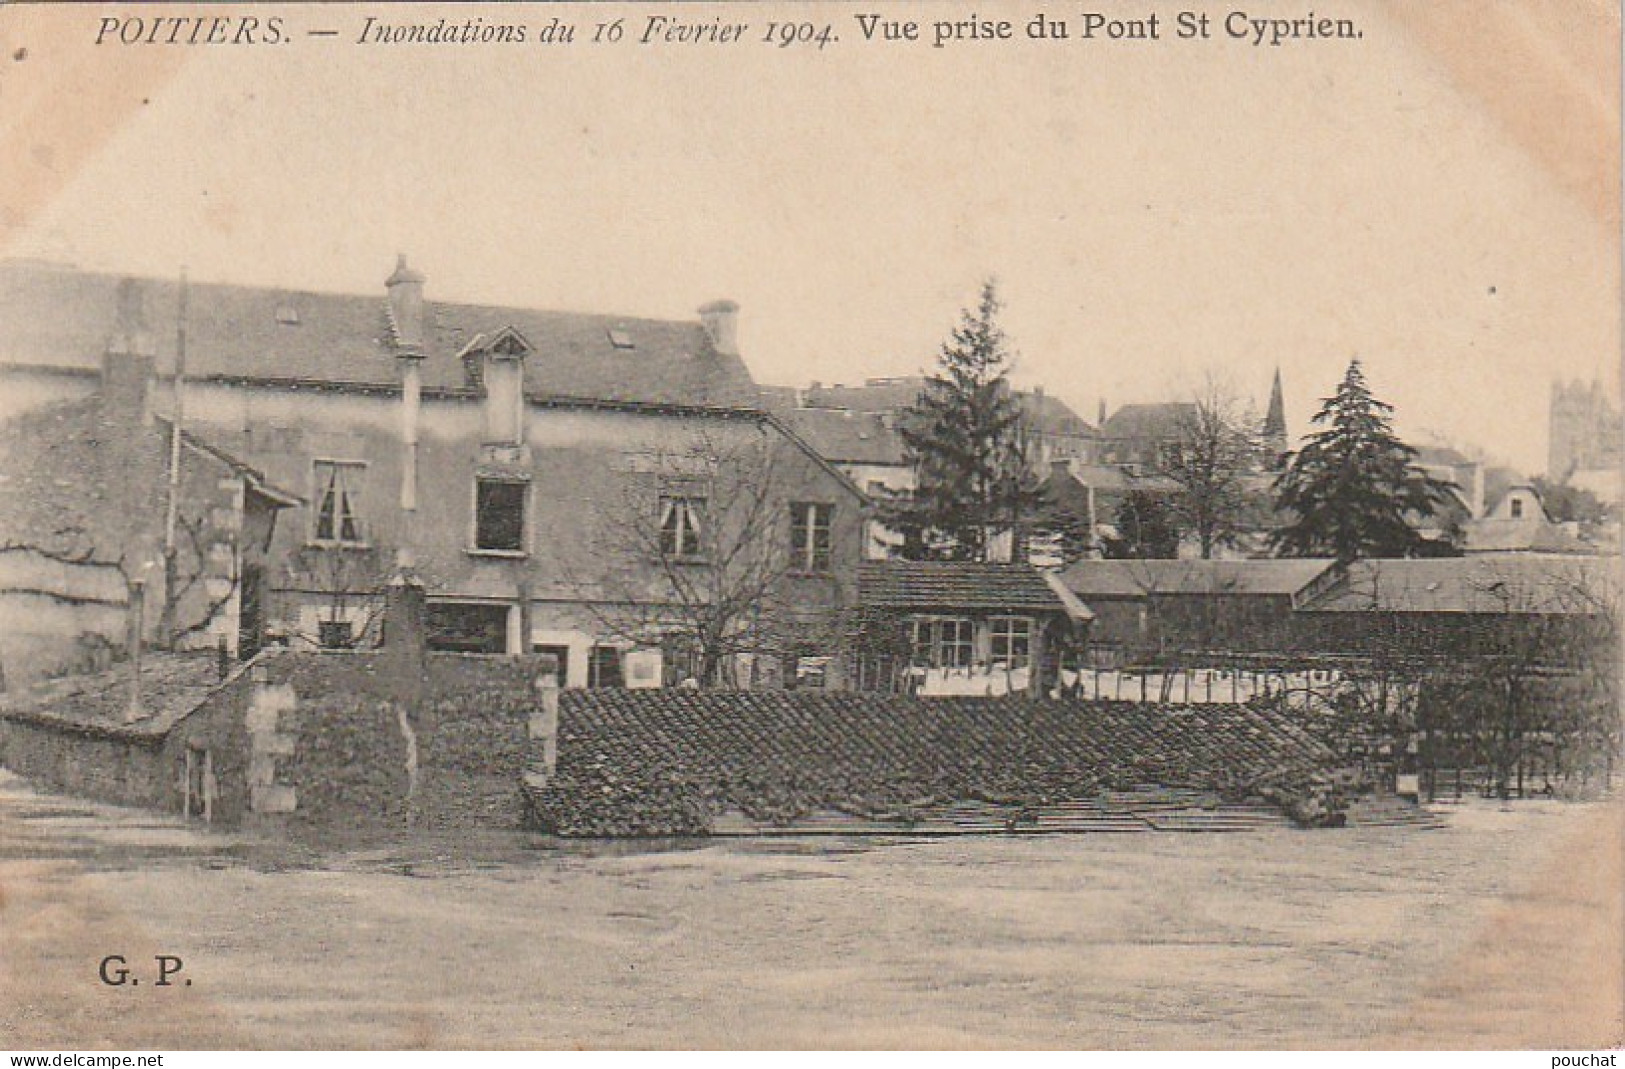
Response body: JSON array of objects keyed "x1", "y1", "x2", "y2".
[
  {"x1": 858, "y1": 561, "x2": 1090, "y2": 618},
  {"x1": 0, "y1": 260, "x2": 760, "y2": 410},
  {"x1": 1298, "y1": 556, "x2": 1617, "y2": 615},
  {"x1": 1061, "y1": 558, "x2": 1337, "y2": 599}
]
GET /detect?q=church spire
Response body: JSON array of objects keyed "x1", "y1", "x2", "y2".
[{"x1": 1263, "y1": 368, "x2": 1288, "y2": 467}]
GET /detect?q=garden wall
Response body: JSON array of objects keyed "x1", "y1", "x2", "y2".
[{"x1": 0, "y1": 648, "x2": 548, "y2": 833}]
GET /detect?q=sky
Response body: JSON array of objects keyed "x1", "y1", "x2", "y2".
[{"x1": 1, "y1": 1, "x2": 1618, "y2": 474}]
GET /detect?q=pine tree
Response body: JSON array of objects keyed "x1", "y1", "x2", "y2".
[
  {"x1": 1272, "y1": 359, "x2": 1456, "y2": 562},
  {"x1": 889, "y1": 281, "x2": 1046, "y2": 561},
  {"x1": 1104, "y1": 490, "x2": 1181, "y2": 559}
]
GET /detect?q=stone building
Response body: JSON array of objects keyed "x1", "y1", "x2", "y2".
[{"x1": 0, "y1": 258, "x2": 866, "y2": 688}]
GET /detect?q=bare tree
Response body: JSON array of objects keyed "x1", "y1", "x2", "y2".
[
  {"x1": 581, "y1": 425, "x2": 812, "y2": 689},
  {"x1": 283, "y1": 544, "x2": 387, "y2": 649},
  {"x1": 1162, "y1": 375, "x2": 1262, "y2": 559}
]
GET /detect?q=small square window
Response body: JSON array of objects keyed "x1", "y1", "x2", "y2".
[
  {"x1": 911, "y1": 617, "x2": 974, "y2": 669},
  {"x1": 317, "y1": 619, "x2": 355, "y2": 650},
  {"x1": 990, "y1": 616, "x2": 1032, "y2": 669},
  {"x1": 588, "y1": 645, "x2": 624, "y2": 688}
]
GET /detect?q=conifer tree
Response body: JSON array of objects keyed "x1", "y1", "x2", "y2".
[
  {"x1": 1272, "y1": 359, "x2": 1456, "y2": 561},
  {"x1": 889, "y1": 281, "x2": 1045, "y2": 561}
]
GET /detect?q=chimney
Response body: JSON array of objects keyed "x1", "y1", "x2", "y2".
[
  {"x1": 385, "y1": 255, "x2": 427, "y2": 355},
  {"x1": 101, "y1": 277, "x2": 156, "y2": 431},
  {"x1": 387, "y1": 257, "x2": 426, "y2": 550},
  {"x1": 698, "y1": 299, "x2": 740, "y2": 356},
  {"x1": 1097, "y1": 398, "x2": 1107, "y2": 427}
]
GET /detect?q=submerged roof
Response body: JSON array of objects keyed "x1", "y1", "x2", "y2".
[{"x1": 0, "y1": 260, "x2": 760, "y2": 410}]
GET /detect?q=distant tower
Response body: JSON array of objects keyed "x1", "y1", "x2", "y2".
[
  {"x1": 1262, "y1": 367, "x2": 1288, "y2": 469},
  {"x1": 1549, "y1": 378, "x2": 1623, "y2": 481}
]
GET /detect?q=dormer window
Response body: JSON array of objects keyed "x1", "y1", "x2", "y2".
[
  {"x1": 607, "y1": 329, "x2": 635, "y2": 350},
  {"x1": 275, "y1": 304, "x2": 300, "y2": 326},
  {"x1": 462, "y1": 327, "x2": 531, "y2": 445}
]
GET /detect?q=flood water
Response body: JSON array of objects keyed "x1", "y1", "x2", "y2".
[{"x1": 0, "y1": 771, "x2": 1617, "y2": 1049}]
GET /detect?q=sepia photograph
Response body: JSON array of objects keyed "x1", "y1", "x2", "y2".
[{"x1": 0, "y1": 0, "x2": 1619, "y2": 1053}]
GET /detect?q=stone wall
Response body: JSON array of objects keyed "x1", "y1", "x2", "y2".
[{"x1": 0, "y1": 646, "x2": 549, "y2": 833}]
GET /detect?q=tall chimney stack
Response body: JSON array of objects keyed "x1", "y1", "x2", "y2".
[
  {"x1": 698, "y1": 299, "x2": 740, "y2": 356},
  {"x1": 386, "y1": 257, "x2": 426, "y2": 568},
  {"x1": 102, "y1": 277, "x2": 156, "y2": 431}
]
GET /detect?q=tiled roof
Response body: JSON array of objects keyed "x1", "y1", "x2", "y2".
[
  {"x1": 778, "y1": 408, "x2": 906, "y2": 466},
  {"x1": 1061, "y1": 558, "x2": 1336, "y2": 599},
  {"x1": 858, "y1": 561, "x2": 1091, "y2": 619},
  {"x1": 0, "y1": 260, "x2": 760, "y2": 410},
  {"x1": 1297, "y1": 556, "x2": 1617, "y2": 615}
]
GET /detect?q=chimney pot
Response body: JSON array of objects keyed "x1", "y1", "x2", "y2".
[
  {"x1": 698, "y1": 299, "x2": 740, "y2": 356},
  {"x1": 386, "y1": 255, "x2": 427, "y2": 355}
]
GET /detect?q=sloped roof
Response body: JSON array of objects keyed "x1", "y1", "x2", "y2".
[
  {"x1": 858, "y1": 561, "x2": 1092, "y2": 620},
  {"x1": 1019, "y1": 392, "x2": 1097, "y2": 437},
  {"x1": 1061, "y1": 558, "x2": 1336, "y2": 599},
  {"x1": 778, "y1": 408, "x2": 906, "y2": 466},
  {"x1": 1100, "y1": 402, "x2": 1198, "y2": 441},
  {"x1": 803, "y1": 377, "x2": 926, "y2": 413},
  {"x1": 1298, "y1": 556, "x2": 1617, "y2": 615},
  {"x1": 0, "y1": 260, "x2": 760, "y2": 410},
  {"x1": 800, "y1": 376, "x2": 1096, "y2": 437}
]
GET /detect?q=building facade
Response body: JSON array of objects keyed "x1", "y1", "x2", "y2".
[{"x1": 0, "y1": 258, "x2": 867, "y2": 688}]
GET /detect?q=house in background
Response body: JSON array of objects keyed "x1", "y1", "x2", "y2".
[
  {"x1": 0, "y1": 258, "x2": 866, "y2": 689},
  {"x1": 776, "y1": 407, "x2": 910, "y2": 559},
  {"x1": 0, "y1": 315, "x2": 297, "y2": 686},
  {"x1": 854, "y1": 560, "x2": 1092, "y2": 694},
  {"x1": 1095, "y1": 401, "x2": 1198, "y2": 471},
  {"x1": 1462, "y1": 484, "x2": 1596, "y2": 556},
  {"x1": 791, "y1": 375, "x2": 1101, "y2": 467}
]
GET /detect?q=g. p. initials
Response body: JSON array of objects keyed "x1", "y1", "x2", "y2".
[{"x1": 98, "y1": 954, "x2": 190, "y2": 987}]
